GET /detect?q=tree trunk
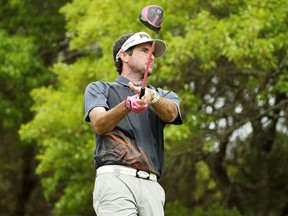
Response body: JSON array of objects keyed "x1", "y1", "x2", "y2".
[{"x1": 14, "y1": 144, "x2": 38, "y2": 216}]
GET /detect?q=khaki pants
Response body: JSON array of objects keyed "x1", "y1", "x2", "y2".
[{"x1": 93, "y1": 172, "x2": 165, "y2": 216}]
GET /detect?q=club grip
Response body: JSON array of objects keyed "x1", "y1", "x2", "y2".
[{"x1": 139, "y1": 88, "x2": 145, "y2": 99}]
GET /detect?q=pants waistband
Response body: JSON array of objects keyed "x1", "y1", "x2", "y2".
[{"x1": 96, "y1": 165, "x2": 157, "y2": 182}]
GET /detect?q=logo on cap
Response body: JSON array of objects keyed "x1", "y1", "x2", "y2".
[{"x1": 139, "y1": 33, "x2": 150, "y2": 39}]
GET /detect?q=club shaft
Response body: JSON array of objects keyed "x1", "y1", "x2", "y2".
[{"x1": 139, "y1": 34, "x2": 158, "y2": 98}]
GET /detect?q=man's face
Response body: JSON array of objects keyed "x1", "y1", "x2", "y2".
[{"x1": 128, "y1": 42, "x2": 155, "y2": 77}]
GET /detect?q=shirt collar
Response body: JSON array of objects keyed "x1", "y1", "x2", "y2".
[{"x1": 116, "y1": 76, "x2": 142, "y2": 87}]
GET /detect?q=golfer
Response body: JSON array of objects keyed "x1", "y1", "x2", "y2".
[{"x1": 84, "y1": 32, "x2": 183, "y2": 216}]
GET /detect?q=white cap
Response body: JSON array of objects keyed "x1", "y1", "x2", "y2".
[{"x1": 115, "y1": 32, "x2": 167, "y2": 62}]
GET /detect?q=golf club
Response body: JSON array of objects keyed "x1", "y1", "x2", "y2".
[{"x1": 139, "y1": 5, "x2": 163, "y2": 99}]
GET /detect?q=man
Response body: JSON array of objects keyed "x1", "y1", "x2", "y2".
[{"x1": 84, "y1": 32, "x2": 183, "y2": 216}]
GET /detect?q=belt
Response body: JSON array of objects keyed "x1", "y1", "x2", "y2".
[{"x1": 97, "y1": 165, "x2": 158, "y2": 182}]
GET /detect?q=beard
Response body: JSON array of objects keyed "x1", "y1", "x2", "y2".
[
  {"x1": 131, "y1": 64, "x2": 153, "y2": 79},
  {"x1": 140, "y1": 68, "x2": 152, "y2": 78},
  {"x1": 128, "y1": 59, "x2": 154, "y2": 79}
]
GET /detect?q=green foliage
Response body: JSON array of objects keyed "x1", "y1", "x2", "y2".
[
  {"x1": 19, "y1": 57, "x2": 99, "y2": 214},
  {"x1": 165, "y1": 201, "x2": 244, "y2": 216},
  {"x1": 190, "y1": 203, "x2": 244, "y2": 216},
  {"x1": 275, "y1": 71, "x2": 288, "y2": 93},
  {"x1": 20, "y1": 60, "x2": 94, "y2": 178},
  {"x1": 0, "y1": 0, "x2": 70, "y2": 214},
  {"x1": 165, "y1": 201, "x2": 192, "y2": 216},
  {"x1": 0, "y1": 29, "x2": 44, "y2": 129}
]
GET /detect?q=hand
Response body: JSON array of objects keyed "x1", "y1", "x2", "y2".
[
  {"x1": 128, "y1": 82, "x2": 141, "y2": 94},
  {"x1": 125, "y1": 94, "x2": 148, "y2": 114},
  {"x1": 128, "y1": 82, "x2": 158, "y2": 104}
]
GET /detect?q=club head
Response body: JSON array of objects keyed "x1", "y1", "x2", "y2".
[{"x1": 139, "y1": 5, "x2": 163, "y2": 33}]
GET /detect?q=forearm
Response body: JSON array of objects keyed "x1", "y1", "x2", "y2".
[
  {"x1": 90, "y1": 101, "x2": 130, "y2": 135},
  {"x1": 151, "y1": 97, "x2": 178, "y2": 123}
]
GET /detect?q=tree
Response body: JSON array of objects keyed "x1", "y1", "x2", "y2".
[
  {"x1": 161, "y1": 1, "x2": 288, "y2": 216},
  {"x1": 20, "y1": 0, "x2": 288, "y2": 215},
  {"x1": 0, "y1": 0, "x2": 69, "y2": 215}
]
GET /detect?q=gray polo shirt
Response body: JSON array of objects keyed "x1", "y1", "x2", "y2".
[{"x1": 84, "y1": 76, "x2": 182, "y2": 176}]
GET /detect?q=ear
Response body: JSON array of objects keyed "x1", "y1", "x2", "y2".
[{"x1": 120, "y1": 51, "x2": 129, "y2": 63}]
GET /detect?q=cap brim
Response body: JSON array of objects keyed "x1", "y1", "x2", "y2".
[{"x1": 154, "y1": 39, "x2": 167, "y2": 58}]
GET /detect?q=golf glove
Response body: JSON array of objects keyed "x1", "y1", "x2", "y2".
[{"x1": 125, "y1": 94, "x2": 148, "y2": 114}]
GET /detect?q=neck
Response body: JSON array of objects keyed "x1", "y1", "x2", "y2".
[{"x1": 121, "y1": 69, "x2": 143, "y2": 85}]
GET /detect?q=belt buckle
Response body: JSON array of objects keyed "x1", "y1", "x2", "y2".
[{"x1": 136, "y1": 170, "x2": 150, "y2": 179}]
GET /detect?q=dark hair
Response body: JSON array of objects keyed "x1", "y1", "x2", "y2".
[{"x1": 112, "y1": 33, "x2": 134, "y2": 74}]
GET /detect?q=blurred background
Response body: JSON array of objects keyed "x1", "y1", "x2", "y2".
[{"x1": 1, "y1": 0, "x2": 288, "y2": 215}]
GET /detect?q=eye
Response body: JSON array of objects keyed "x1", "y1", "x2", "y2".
[{"x1": 141, "y1": 48, "x2": 149, "y2": 53}]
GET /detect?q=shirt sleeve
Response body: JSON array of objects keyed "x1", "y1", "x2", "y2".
[
  {"x1": 84, "y1": 81, "x2": 110, "y2": 122},
  {"x1": 157, "y1": 88, "x2": 183, "y2": 125}
]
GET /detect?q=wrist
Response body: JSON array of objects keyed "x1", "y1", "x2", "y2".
[
  {"x1": 124, "y1": 98, "x2": 131, "y2": 111},
  {"x1": 150, "y1": 90, "x2": 160, "y2": 104}
]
